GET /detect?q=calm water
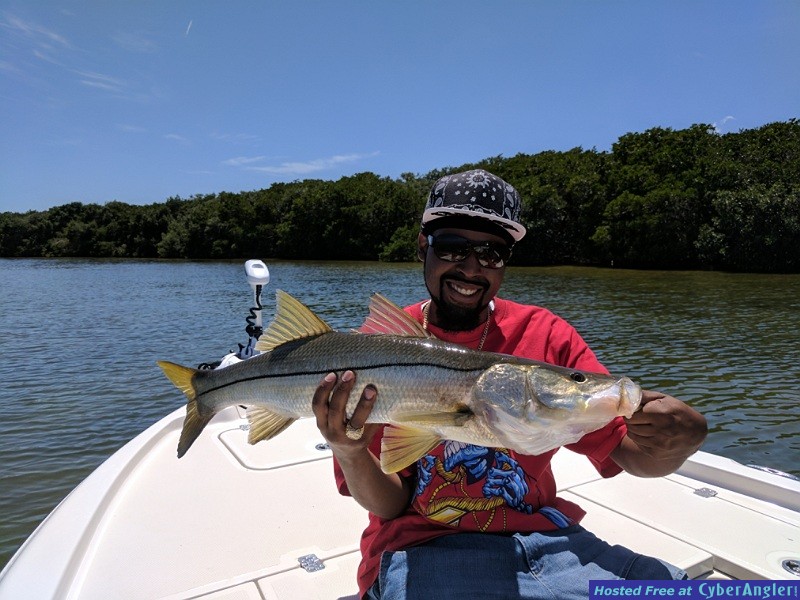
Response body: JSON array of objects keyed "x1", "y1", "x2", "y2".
[{"x1": 1, "y1": 259, "x2": 798, "y2": 569}]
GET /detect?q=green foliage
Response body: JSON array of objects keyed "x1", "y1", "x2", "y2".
[
  {"x1": 697, "y1": 184, "x2": 800, "y2": 272},
  {"x1": 2, "y1": 119, "x2": 799, "y2": 272},
  {"x1": 379, "y1": 223, "x2": 421, "y2": 262}
]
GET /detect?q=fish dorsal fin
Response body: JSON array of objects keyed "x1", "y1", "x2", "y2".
[
  {"x1": 256, "y1": 290, "x2": 334, "y2": 352},
  {"x1": 360, "y1": 293, "x2": 433, "y2": 338}
]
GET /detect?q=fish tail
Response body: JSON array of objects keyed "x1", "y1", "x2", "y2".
[{"x1": 157, "y1": 360, "x2": 212, "y2": 458}]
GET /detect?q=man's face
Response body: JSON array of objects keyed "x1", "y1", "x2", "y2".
[{"x1": 418, "y1": 227, "x2": 508, "y2": 331}]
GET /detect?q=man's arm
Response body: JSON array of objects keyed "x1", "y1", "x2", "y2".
[
  {"x1": 611, "y1": 390, "x2": 708, "y2": 477},
  {"x1": 312, "y1": 371, "x2": 413, "y2": 519}
]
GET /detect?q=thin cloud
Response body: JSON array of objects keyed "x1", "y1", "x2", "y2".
[
  {"x1": 2, "y1": 14, "x2": 71, "y2": 49},
  {"x1": 112, "y1": 31, "x2": 158, "y2": 54},
  {"x1": 222, "y1": 155, "x2": 268, "y2": 166},
  {"x1": 185, "y1": 20, "x2": 193, "y2": 36},
  {"x1": 74, "y1": 69, "x2": 160, "y2": 103},
  {"x1": 76, "y1": 70, "x2": 128, "y2": 93},
  {"x1": 211, "y1": 132, "x2": 260, "y2": 143},
  {"x1": 117, "y1": 124, "x2": 147, "y2": 133},
  {"x1": 45, "y1": 137, "x2": 82, "y2": 147},
  {"x1": 164, "y1": 133, "x2": 190, "y2": 144},
  {"x1": 227, "y1": 152, "x2": 379, "y2": 176},
  {"x1": 2, "y1": 14, "x2": 72, "y2": 71},
  {"x1": 712, "y1": 115, "x2": 736, "y2": 133},
  {"x1": 2, "y1": 14, "x2": 157, "y2": 102},
  {"x1": 32, "y1": 48, "x2": 65, "y2": 66}
]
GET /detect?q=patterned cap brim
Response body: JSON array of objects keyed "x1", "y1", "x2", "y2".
[{"x1": 422, "y1": 207, "x2": 526, "y2": 241}]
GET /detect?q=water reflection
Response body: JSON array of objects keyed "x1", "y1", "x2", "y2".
[
  {"x1": 0, "y1": 259, "x2": 798, "y2": 570},
  {"x1": 503, "y1": 266, "x2": 800, "y2": 474}
]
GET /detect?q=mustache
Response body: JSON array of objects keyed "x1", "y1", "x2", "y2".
[{"x1": 443, "y1": 275, "x2": 490, "y2": 290}]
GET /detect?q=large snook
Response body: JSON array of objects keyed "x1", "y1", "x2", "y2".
[{"x1": 158, "y1": 291, "x2": 641, "y2": 473}]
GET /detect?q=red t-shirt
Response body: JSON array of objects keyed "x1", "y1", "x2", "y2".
[{"x1": 334, "y1": 297, "x2": 628, "y2": 597}]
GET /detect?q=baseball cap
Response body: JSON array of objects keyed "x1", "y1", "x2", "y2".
[{"x1": 421, "y1": 169, "x2": 526, "y2": 243}]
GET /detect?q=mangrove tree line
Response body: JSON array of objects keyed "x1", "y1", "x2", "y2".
[{"x1": 1, "y1": 120, "x2": 799, "y2": 272}]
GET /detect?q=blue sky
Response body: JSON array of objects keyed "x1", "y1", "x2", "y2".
[{"x1": 1, "y1": 1, "x2": 798, "y2": 214}]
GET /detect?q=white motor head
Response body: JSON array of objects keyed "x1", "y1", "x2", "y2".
[{"x1": 244, "y1": 260, "x2": 270, "y2": 289}]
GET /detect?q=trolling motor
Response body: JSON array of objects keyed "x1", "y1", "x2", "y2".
[
  {"x1": 198, "y1": 259, "x2": 270, "y2": 370},
  {"x1": 237, "y1": 259, "x2": 271, "y2": 359}
]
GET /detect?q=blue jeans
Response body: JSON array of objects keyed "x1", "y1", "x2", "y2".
[{"x1": 365, "y1": 525, "x2": 687, "y2": 600}]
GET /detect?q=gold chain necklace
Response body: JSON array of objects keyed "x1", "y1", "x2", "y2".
[{"x1": 422, "y1": 300, "x2": 494, "y2": 351}]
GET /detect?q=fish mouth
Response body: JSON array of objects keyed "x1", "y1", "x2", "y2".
[
  {"x1": 606, "y1": 377, "x2": 642, "y2": 417},
  {"x1": 579, "y1": 377, "x2": 641, "y2": 418}
]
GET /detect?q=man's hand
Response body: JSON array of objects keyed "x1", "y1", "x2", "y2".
[
  {"x1": 612, "y1": 390, "x2": 708, "y2": 477},
  {"x1": 311, "y1": 371, "x2": 413, "y2": 518},
  {"x1": 312, "y1": 370, "x2": 381, "y2": 458}
]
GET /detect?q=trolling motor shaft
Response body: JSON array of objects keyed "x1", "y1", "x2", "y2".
[{"x1": 239, "y1": 260, "x2": 270, "y2": 359}]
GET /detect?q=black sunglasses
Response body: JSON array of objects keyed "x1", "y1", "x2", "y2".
[{"x1": 427, "y1": 234, "x2": 512, "y2": 269}]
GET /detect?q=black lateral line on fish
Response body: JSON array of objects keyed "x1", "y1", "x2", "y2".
[{"x1": 196, "y1": 362, "x2": 485, "y2": 398}]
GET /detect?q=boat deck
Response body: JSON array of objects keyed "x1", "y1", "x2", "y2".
[{"x1": 1, "y1": 407, "x2": 798, "y2": 599}]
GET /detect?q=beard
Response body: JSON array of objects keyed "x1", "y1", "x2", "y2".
[{"x1": 426, "y1": 279, "x2": 490, "y2": 331}]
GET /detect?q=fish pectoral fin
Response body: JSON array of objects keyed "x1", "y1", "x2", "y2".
[
  {"x1": 247, "y1": 406, "x2": 297, "y2": 444},
  {"x1": 380, "y1": 426, "x2": 441, "y2": 474}
]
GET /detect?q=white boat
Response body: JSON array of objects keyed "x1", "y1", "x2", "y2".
[
  {"x1": 1, "y1": 402, "x2": 798, "y2": 600},
  {"x1": 3, "y1": 261, "x2": 798, "y2": 598}
]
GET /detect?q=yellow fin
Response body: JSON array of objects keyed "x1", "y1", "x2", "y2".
[
  {"x1": 157, "y1": 360, "x2": 211, "y2": 458},
  {"x1": 380, "y1": 426, "x2": 441, "y2": 473},
  {"x1": 247, "y1": 406, "x2": 297, "y2": 444},
  {"x1": 177, "y1": 394, "x2": 212, "y2": 458},
  {"x1": 256, "y1": 290, "x2": 334, "y2": 352},
  {"x1": 359, "y1": 293, "x2": 433, "y2": 337},
  {"x1": 158, "y1": 360, "x2": 198, "y2": 401}
]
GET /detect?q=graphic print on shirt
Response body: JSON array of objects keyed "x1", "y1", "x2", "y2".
[{"x1": 413, "y1": 441, "x2": 539, "y2": 531}]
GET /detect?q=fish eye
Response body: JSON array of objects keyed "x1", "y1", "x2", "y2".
[{"x1": 570, "y1": 372, "x2": 587, "y2": 383}]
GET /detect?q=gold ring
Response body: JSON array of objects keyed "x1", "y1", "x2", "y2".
[{"x1": 345, "y1": 422, "x2": 365, "y2": 440}]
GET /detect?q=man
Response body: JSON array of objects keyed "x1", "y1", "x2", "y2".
[{"x1": 312, "y1": 169, "x2": 708, "y2": 599}]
